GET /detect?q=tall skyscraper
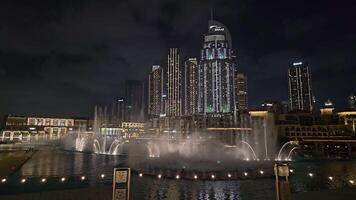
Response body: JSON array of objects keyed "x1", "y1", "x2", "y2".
[
  {"x1": 167, "y1": 48, "x2": 182, "y2": 117},
  {"x1": 235, "y1": 72, "x2": 248, "y2": 111},
  {"x1": 198, "y1": 20, "x2": 236, "y2": 113},
  {"x1": 148, "y1": 65, "x2": 164, "y2": 118},
  {"x1": 348, "y1": 94, "x2": 356, "y2": 110},
  {"x1": 124, "y1": 80, "x2": 145, "y2": 122},
  {"x1": 184, "y1": 58, "x2": 199, "y2": 115},
  {"x1": 116, "y1": 98, "x2": 125, "y2": 121},
  {"x1": 288, "y1": 61, "x2": 313, "y2": 112}
]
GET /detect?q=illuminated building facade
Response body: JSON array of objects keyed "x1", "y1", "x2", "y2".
[
  {"x1": 148, "y1": 65, "x2": 164, "y2": 118},
  {"x1": 184, "y1": 58, "x2": 199, "y2": 115},
  {"x1": 124, "y1": 80, "x2": 145, "y2": 122},
  {"x1": 288, "y1": 62, "x2": 313, "y2": 112},
  {"x1": 338, "y1": 111, "x2": 356, "y2": 133},
  {"x1": 198, "y1": 20, "x2": 236, "y2": 113},
  {"x1": 235, "y1": 73, "x2": 248, "y2": 111},
  {"x1": 1, "y1": 115, "x2": 90, "y2": 141},
  {"x1": 167, "y1": 48, "x2": 182, "y2": 117},
  {"x1": 277, "y1": 110, "x2": 355, "y2": 158}
]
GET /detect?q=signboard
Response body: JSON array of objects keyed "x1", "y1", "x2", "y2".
[{"x1": 112, "y1": 168, "x2": 131, "y2": 200}]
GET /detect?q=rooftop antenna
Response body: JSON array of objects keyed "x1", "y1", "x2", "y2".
[{"x1": 210, "y1": 8, "x2": 214, "y2": 21}]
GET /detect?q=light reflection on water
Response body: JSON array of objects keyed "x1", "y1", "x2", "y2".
[{"x1": 1, "y1": 147, "x2": 356, "y2": 199}]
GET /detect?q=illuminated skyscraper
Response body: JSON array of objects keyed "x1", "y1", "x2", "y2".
[
  {"x1": 198, "y1": 20, "x2": 236, "y2": 113},
  {"x1": 167, "y1": 48, "x2": 182, "y2": 117},
  {"x1": 184, "y1": 58, "x2": 199, "y2": 115},
  {"x1": 235, "y1": 73, "x2": 248, "y2": 111},
  {"x1": 124, "y1": 80, "x2": 145, "y2": 122},
  {"x1": 288, "y1": 62, "x2": 313, "y2": 112},
  {"x1": 148, "y1": 65, "x2": 164, "y2": 118}
]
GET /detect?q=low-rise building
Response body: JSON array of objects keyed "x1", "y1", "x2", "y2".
[{"x1": 1, "y1": 115, "x2": 90, "y2": 141}]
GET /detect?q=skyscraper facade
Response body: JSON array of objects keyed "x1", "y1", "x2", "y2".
[
  {"x1": 148, "y1": 65, "x2": 164, "y2": 118},
  {"x1": 235, "y1": 72, "x2": 248, "y2": 111},
  {"x1": 116, "y1": 98, "x2": 125, "y2": 121},
  {"x1": 167, "y1": 48, "x2": 182, "y2": 117},
  {"x1": 124, "y1": 80, "x2": 145, "y2": 122},
  {"x1": 288, "y1": 62, "x2": 313, "y2": 112},
  {"x1": 184, "y1": 58, "x2": 199, "y2": 115},
  {"x1": 198, "y1": 20, "x2": 236, "y2": 113}
]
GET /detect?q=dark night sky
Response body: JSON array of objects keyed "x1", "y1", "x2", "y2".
[{"x1": 0, "y1": 0, "x2": 355, "y2": 117}]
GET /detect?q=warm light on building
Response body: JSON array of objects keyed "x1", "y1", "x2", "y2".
[{"x1": 249, "y1": 111, "x2": 268, "y2": 117}]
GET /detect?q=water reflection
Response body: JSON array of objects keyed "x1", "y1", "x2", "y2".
[
  {"x1": 2, "y1": 147, "x2": 356, "y2": 199},
  {"x1": 20, "y1": 147, "x2": 125, "y2": 180}
]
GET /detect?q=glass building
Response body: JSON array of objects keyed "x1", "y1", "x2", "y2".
[
  {"x1": 184, "y1": 58, "x2": 199, "y2": 115},
  {"x1": 148, "y1": 65, "x2": 164, "y2": 118},
  {"x1": 167, "y1": 48, "x2": 182, "y2": 117},
  {"x1": 235, "y1": 72, "x2": 248, "y2": 111},
  {"x1": 198, "y1": 20, "x2": 236, "y2": 113},
  {"x1": 288, "y1": 62, "x2": 313, "y2": 112},
  {"x1": 124, "y1": 80, "x2": 145, "y2": 122}
]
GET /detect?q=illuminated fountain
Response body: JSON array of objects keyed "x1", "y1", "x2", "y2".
[
  {"x1": 68, "y1": 106, "x2": 124, "y2": 155},
  {"x1": 64, "y1": 105, "x2": 302, "y2": 180},
  {"x1": 276, "y1": 140, "x2": 299, "y2": 161}
]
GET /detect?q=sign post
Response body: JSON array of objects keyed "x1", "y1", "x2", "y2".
[
  {"x1": 112, "y1": 168, "x2": 131, "y2": 200},
  {"x1": 274, "y1": 164, "x2": 291, "y2": 200}
]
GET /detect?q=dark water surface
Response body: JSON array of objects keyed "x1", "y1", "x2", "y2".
[{"x1": 1, "y1": 146, "x2": 356, "y2": 199}]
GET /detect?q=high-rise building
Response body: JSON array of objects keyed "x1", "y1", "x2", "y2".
[
  {"x1": 124, "y1": 80, "x2": 145, "y2": 122},
  {"x1": 235, "y1": 72, "x2": 248, "y2": 111},
  {"x1": 148, "y1": 65, "x2": 164, "y2": 118},
  {"x1": 184, "y1": 58, "x2": 199, "y2": 115},
  {"x1": 348, "y1": 94, "x2": 356, "y2": 110},
  {"x1": 116, "y1": 98, "x2": 125, "y2": 121},
  {"x1": 167, "y1": 48, "x2": 182, "y2": 117},
  {"x1": 198, "y1": 20, "x2": 236, "y2": 113},
  {"x1": 288, "y1": 61, "x2": 313, "y2": 112}
]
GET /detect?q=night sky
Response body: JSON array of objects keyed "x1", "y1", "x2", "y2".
[{"x1": 0, "y1": 0, "x2": 355, "y2": 117}]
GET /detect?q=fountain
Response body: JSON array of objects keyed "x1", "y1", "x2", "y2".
[
  {"x1": 67, "y1": 106, "x2": 124, "y2": 155},
  {"x1": 277, "y1": 140, "x2": 299, "y2": 160},
  {"x1": 62, "y1": 104, "x2": 293, "y2": 180},
  {"x1": 287, "y1": 147, "x2": 299, "y2": 160}
]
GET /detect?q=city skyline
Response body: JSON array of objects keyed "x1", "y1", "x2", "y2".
[
  {"x1": 0, "y1": 0, "x2": 355, "y2": 117},
  {"x1": 0, "y1": 2, "x2": 356, "y2": 199}
]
